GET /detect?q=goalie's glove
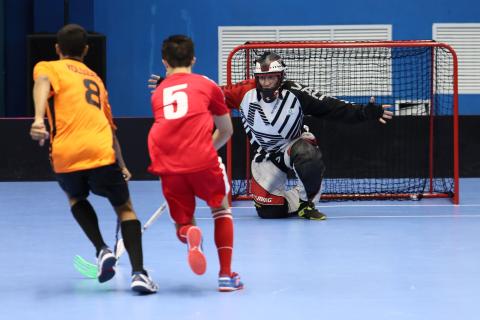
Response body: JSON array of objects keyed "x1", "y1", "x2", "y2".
[
  {"x1": 156, "y1": 76, "x2": 165, "y2": 86},
  {"x1": 148, "y1": 74, "x2": 165, "y2": 93},
  {"x1": 368, "y1": 96, "x2": 393, "y2": 124}
]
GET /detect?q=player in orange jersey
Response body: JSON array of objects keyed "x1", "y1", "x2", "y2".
[{"x1": 29, "y1": 24, "x2": 157, "y2": 294}]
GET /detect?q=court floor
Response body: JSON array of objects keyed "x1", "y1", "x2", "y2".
[{"x1": 1, "y1": 179, "x2": 479, "y2": 320}]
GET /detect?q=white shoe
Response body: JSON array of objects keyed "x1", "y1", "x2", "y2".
[
  {"x1": 131, "y1": 272, "x2": 158, "y2": 294},
  {"x1": 97, "y1": 248, "x2": 116, "y2": 283}
]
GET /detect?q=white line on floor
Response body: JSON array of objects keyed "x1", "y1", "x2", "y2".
[{"x1": 196, "y1": 203, "x2": 480, "y2": 209}]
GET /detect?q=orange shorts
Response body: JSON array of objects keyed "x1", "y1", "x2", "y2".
[{"x1": 160, "y1": 164, "x2": 229, "y2": 225}]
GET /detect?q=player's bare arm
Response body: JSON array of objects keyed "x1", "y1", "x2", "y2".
[
  {"x1": 31, "y1": 75, "x2": 51, "y2": 146},
  {"x1": 112, "y1": 132, "x2": 132, "y2": 181},
  {"x1": 212, "y1": 113, "x2": 234, "y2": 150}
]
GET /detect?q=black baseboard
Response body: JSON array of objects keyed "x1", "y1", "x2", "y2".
[{"x1": 1, "y1": 116, "x2": 479, "y2": 181}]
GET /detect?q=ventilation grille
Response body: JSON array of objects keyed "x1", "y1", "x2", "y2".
[
  {"x1": 218, "y1": 25, "x2": 392, "y2": 85},
  {"x1": 434, "y1": 23, "x2": 480, "y2": 94}
]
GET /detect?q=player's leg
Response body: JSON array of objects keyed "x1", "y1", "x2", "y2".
[
  {"x1": 192, "y1": 159, "x2": 243, "y2": 291},
  {"x1": 56, "y1": 170, "x2": 116, "y2": 282},
  {"x1": 161, "y1": 174, "x2": 207, "y2": 276},
  {"x1": 250, "y1": 158, "x2": 295, "y2": 219},
  {"x1": 89, "y1": 163, "x2": 157, "y2": 293},
  {"x1": 211, "y1": 197, "x2": 243, "y2": 292},
  {"x1": 57, "y1": 171, "x2": 107, "y2": 255},
  {"x1": 113, "y1": 199, "x2": 157, "y2": 293},
  {"x1": 285, "y1": 133, "x2": 326, "y2": 220}
]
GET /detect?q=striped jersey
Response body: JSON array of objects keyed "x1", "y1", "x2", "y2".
[
  {"x1": 238, "y1": 84, "x2": 303, "y2": 153},
  {"x1": 222, "y1": 78, "x2": 384, "y2": 155}
]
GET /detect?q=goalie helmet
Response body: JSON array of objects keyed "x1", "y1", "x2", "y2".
[{"x1": 254, "y1": 52, "x2": 286, "y2": 103}]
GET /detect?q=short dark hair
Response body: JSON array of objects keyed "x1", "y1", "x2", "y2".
[
  {"x1": 56, "y1": 24, "x2": 87, "y2": 57},
  {"x1": 162, "y1": 35, "x2": 194, "y2": 68}
]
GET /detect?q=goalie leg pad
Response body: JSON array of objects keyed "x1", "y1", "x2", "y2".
[
  {"x1": 251, "y1": 157, "x2": 287, "y2": 195},
  {"x1": 289, "y1": 138, "x2": 325, "y2": 201},
  {"x1": 251, "y1": 177, "x2": 290, "y2": 219}
]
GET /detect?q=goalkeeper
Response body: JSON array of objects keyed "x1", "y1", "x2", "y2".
[{"x1": 150, "y1": 51, "x2": 392, "y2": 220}]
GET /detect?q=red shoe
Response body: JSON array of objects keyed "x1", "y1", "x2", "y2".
[{"x1": 186, "y1": 226, "x2": 207, "y2": 275}]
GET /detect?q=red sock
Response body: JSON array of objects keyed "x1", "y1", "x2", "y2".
[
  {"x1": 213, "y1": 209, "x2": 233, "y2": 276},
  {"x1": 176, "y1": 224, "x2": 194, "y2": 244}
]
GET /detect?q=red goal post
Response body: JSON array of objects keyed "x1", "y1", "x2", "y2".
[{"x1": 225, "y1": 40, "x2": 459, "y2": 204}]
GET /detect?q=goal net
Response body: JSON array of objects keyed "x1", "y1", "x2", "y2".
[{"x1": 225, "y1": 41, "x2": 459, "y2": 203}]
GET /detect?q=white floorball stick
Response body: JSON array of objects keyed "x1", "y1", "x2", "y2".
[
  {"x1": 73, "y1": 202, "x2": 168, "y2": 278},
  {"x1": 115, "y1": 202, "x2": 168, "y2": 260}
]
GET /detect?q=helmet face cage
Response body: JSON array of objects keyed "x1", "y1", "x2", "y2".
[{"x1": 254, "y1": 52, "x2": 286, "y2": 103}]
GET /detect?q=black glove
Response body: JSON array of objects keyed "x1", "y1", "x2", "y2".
[
  {"x1": 364, "y1": 102, "x2": 384, "y2": 120},
  {"x1": 156, "y1": 77, "x2": 165, "y2": 87}
]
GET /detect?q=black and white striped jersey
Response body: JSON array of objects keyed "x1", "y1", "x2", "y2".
[
  {"x1": 222, "y1": 78, "x2": 385, "y2": 154},
  {"x1": 238, "y1": 86, "x2": 303, "y2": 153}
]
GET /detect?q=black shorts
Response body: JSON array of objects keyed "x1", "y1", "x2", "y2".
[{"x1": 56, "y1": 163, "x2": 130, "y2": 207}]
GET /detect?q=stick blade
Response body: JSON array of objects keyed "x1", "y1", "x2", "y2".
[{"x1": 73, "y1": 255, "x2": 97, "y2": 279}]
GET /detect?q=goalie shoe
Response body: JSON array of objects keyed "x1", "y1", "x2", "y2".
[{"x1": 297, "y1": 200, "x2": 326, "y2": 220}]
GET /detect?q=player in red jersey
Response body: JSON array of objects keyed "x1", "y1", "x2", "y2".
[{"x1": 148, "y1": 35, "x2": 243, "y2": 292}]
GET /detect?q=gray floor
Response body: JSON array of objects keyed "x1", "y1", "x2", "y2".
[{"x1": 1, "y1": 179, "x2": 479, "y2": 320}]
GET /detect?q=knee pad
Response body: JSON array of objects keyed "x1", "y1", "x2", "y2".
[
  {"x1": 290, "y1": 138, "x2": 325, "y2": 199},
  {"x1": 255, "y1": 202, "x2": 290, "y2": 219}
]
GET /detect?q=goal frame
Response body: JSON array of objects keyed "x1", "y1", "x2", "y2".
[{"x1": 225, "y1": 40, "x2": 459, "y2": 204}]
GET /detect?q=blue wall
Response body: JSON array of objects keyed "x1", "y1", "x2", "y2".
[
  {"x1": 3, "y1": 0, "x2": 479, "y2": 117},
  {"x1": 3, "y1": 0, "x2": 94, "y2": 117},
  {"x1": 33, "y1": 0, "x2": 94, "y2": 33},
  {"x1": 0, "y1": 0, "x2": 4, "y2": 116},
  {"x1": 4, "y1": 0, "x2": 33, "y2": 117},
  {"x1": 93, "y1": 0, "x2": 479, "y2": 117}
]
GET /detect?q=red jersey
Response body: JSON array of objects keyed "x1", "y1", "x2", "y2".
[{"x1": 148, "y1": 73, "x2": 229, "y2": 175}]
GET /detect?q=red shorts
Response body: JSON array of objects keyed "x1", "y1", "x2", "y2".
[{"x1": 160, "y1": 163, "x2": 229, "y2": 225}]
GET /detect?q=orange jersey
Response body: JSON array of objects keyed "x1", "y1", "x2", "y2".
[{"x1": 33, "y1": 59, "x2": 116, "y2": 173}]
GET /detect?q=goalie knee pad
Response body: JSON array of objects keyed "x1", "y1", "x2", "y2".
[
  {"x1": 255, "y1": 202, "x2": 290, "y2": 219},
  {"x1": 289, "y1": 138, "x2": 325, "y2": 200}
]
